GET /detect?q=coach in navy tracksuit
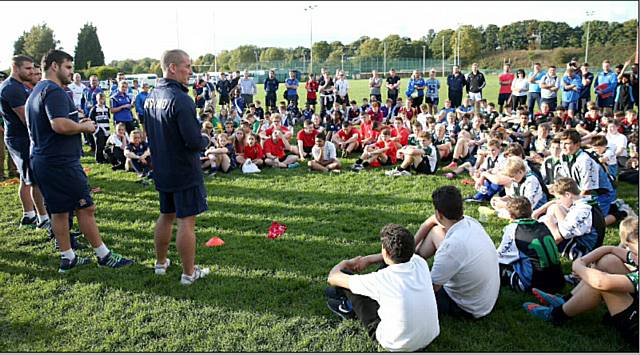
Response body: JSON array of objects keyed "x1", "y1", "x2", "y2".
[
  {"x1": 447, "y1": 65, "x2": 466, "y2": 108},
  {"x1": 143, "y1": 49, "x2": 211, "y2": 285}
]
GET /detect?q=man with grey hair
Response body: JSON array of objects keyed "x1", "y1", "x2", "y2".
[
  {"x1": 144, "y1": 49, "x2": 211, "y2": 285},
  {"x1": 239, "y1": 69, "x2": 257, "y2": 106}
]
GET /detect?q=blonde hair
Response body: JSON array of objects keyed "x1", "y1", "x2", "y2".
[
  {"x1": 502, "y1": 157, "x2": 526, "y2": 177},
  {"x1": 551, "y1": 177, "x2": 580, "y2": 196},
  {"x1": 619, "y1": 216, "x2": 638, "y2": 245},
  {"x1": 129, "y1": 129, "x2": 142, "y2": 140}
]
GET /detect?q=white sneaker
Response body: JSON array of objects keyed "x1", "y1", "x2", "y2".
[
  {"x1": 154, "y1": 258, "x2": 170, "y2": 275},
  {"x1": 180, "y1": 265, "x2": 210, "y2": 285},
  {"x1": 385, "y1": 168, "x2": 397, "y2": 176},
  {"x1": 399, "y1": 170, "x2": 412, "y2": 176},
  {"x1": 619, "y1": 202, "x2": 638, "y2": 218}
]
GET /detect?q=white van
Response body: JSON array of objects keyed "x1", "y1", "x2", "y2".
[{"x1": 124, "y1": 74, "x2": 159, "y2": 88}]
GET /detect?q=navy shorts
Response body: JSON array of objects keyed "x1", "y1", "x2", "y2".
[
  {"x1": 158, "y1": 182, "x2": 208, "y2": 218},
  {"x1": 596, "y1": 95, "x2": 615, "y2": 109},
  {"x1": 498, "y1": 93, "x2": 511, "y2": 106},
  {"x1": 5, "y1": 138, "x2": 32, "y2": 185},
  {"x1": 561, "y1": 101, "x2": 578, "y2": 112},
  {"x1": 425, "y1": 97, "x2": 439, "y2": 106},
  {"x1": 31, "y1": 158, "x2": 93, "y2": 214}
]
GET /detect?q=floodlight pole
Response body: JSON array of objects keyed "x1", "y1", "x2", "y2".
[
  {"x1": 383, "y1": 42, "x2": 387, "y2": 74},
  {"x1": 422, "y1": 45, "x2": 426, "y2": 73},
  {"x1": 442, "y1": 36, "x2": 445, "y2": 77},
  {"x1": 305, "y1": 5, "x2": 317, "y2": 74},
  {"x1": 585, "y1": 11, "x2": 594, "y2": 64}
]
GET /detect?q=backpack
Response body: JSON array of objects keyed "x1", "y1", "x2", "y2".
[{"x1": 583, "y1": 149, "x2": 616, "y2": 187}]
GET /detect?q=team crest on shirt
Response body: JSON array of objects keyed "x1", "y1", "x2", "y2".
[{"x1": 79, "y1": 199, "x2": 87, "y2": 206}]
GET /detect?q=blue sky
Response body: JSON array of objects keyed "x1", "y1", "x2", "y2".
[{"x1": 0, "y1": 1, "x2": 637, "y2": 67}]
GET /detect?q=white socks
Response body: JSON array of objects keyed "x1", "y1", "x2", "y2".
[
  {"x1": 24, "y1": 210, "x2": 36, "y2": 218},
  {"x1": 94, "y1": 243, "x2": 110, "y2": 259},
  {"x1": 61, "y1": 249, "x2": 76, "y2": 261},
  {"x1": 38, "y1": 214, "x2": 49, "y2": 224}
]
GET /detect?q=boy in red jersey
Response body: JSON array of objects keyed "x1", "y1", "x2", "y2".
[{"x1": 352, "y1": 129, "x2": 397, "y2": 171}]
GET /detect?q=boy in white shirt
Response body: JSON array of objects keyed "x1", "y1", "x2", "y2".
[
  {"x1": 326, "y1": 224, "x2": 440, "y2": 352},
  {"x1": 308, "y1": 133, "x2": 341, "y2": 173}
]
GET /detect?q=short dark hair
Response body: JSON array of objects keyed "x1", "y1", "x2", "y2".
[
  {"x1": 380, "y1": 224, "x2": 415, "y2": 264},
  {"x1": 506, "y1": 196, "x2": 532, "y2": 219},
  {"x1": 316, "y1": 132, "x2": 326, "y2": 141},
  {"x1": 41, "y1": 49, "x2": 73, "y2": 71},
  {"x1": 432, "y1": 186, "x2": 463, "y2": 220},
  {"x1": 559, "y1": 128, "x2": 581, "y2": 144},
  {"x1": 12, "y1": 55, "x2": 34, "y2": 68}
]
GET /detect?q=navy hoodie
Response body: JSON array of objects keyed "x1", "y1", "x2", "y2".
[{"x1": 143, "y1": 78, "x2": 208, "y2": 192}]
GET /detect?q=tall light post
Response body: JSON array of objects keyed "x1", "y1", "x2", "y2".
[
  {"x1": 422, "y1": 45, "x2": 426, "y2": 74},
  {"x1": 584, "y1": 10, "x2": 595, "y2": 64},
  {"x1": 456, "y1": 22, "x2": 462, "y2": 67},
  {"x1": 304, "y1": 4, "x2": 317, "y2": 74}
]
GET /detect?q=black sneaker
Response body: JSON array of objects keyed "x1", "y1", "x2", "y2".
[
  {"x1": 53, "y1": 233, "x2": 88, "y2": 251},
  {"x1": 97, "y1": 251, "x2": 134, "y2": 268},
  {"x1": 327, "y1": 298, "x2": 356, "y2": 320},
  {"x1": 324, "y1": 286, "x2": 347, "y2": 301},
  {"x1": 464, "y1": 196, "x2": 485, "y2": 203},
  {"x1": 58, "y1": 255, "x2": 92, "y2": 273},
  {"x1": 36, "y1": 219, "x2": 51, "y2": 231},
  {"x1": 19, "y1": 215, "x2": 37, "y2": 228}
]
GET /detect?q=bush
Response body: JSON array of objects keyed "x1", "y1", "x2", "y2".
[{"x1": 93, "y1": 66, "x2": 119, "y2": 80}]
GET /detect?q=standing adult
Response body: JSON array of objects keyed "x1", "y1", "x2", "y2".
[
  {"x1": 510, "y1": 69, "x2": 529, "y2": 112},
  {"x1": 239, "y1": 69, "x2": 257, "y2": 106},
  {"x1": 561, "y1": 66, "x2": 583, "y2": 121},
  {"x1": 216, "y1": 72, "x2": 231, "y2": 111},
  {"x1": 0, "y1": 55, "x2": 49, "y2": 228},
  {"x1": 68, "y1": 73, "x2": 93, "y2": 151},
  {"x1": 203, "y1": 73, "x2": 217, "y2": 114},
  {"x1": 406, "y1": 70, "x2": 426, "y2": 109},
  {"x1": 465, "y1": 63, "x2": 486, "y2": 103},
  {"x1": 498, "y1": 63, "x2": 515, "y2": 115},
  {"x1": 631, "y1": 63, "x2": 639, "y2": 110},
  {"x1": 335, "y1": 70, "x2": 350, "y2": 106},
  {"x1": 594, "y1": 60, "x2": 618, "y2": 116},
  {"x1": 285, "y1": 70, "x2": 299, "y2": 108},
  {"x1": 447, "y1": 65, "x2": 466, "y2": 108},
  {"x1": 385, "y1": 68, "x2": 400, "y2": 103},
  {"x1": 144, "y1": 49, "x2": 211, "y2": 285},
  {"x1": 369, "y1": 70, "x2": 382, "y2": 103},
  {"x1": 318, "y1": 69, "x2": 335, "y2": 116},
  {"x1": 264, "y1": 69, "x2": 280, "y2": 112},
  {"x1": 527, "y1": 63, "x2": 546, "y2": 119},
  {"x1": 111, "y1": 80, "x2": 135, "y2": 133},
  {"x1": 193, "y1": 77, "x2": 206, "y2": 117},
  {"x1": 135, "y1": 83, "x2": 150, "y2": 125},
  {"x1": 26, "y1": 49, "x2": 133, "y2": 272},
  {"x1": 424, "y1": 69, "x2": 441, "y2": 115},
  {"x1": 577, "y1": 63, "x2": 594, "y2": 117},
  {"x1": 84, "y1": 75, "x2": 103, "y2": 117},
  {"x1": 539, "y1": 66, "x2": 561, "y2": 112}
]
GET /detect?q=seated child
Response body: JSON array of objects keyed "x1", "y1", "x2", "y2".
[
  {"x1": 390, "y1": 116, "x2": 410, "y2": 149},
  {"x1": 388, "y1": 132, "x2": 438, "y2": 176},
  {"x1": 243, "y1": 133, "x2": 264, "y2": 168},
  {"x1": 104, "y1": 122, "x2": 129, "y2": 170},
  {"x1": 589, "y1": 135, "x2": 618, "y2": 179},
  {"x1": 124, "y1": 129, "x2": 152, "y2": 178},
  {"x1": 523, "y1": 216, "x2": 638, "y2": 349},
  {"x1": 308, "y1": 132, "x2": 341, "y2": 173},
  {"x1": 233, "y1": 128, "x2": 247, "y2": 165},
  {"x1": 496, "y1": 196, "x2": 565, "y2": 293},
  {"x1": 333, "y1": 120, "x2": 360, "y2": 158},
  {"x1": 204, "y1": 133, "x2": 237, "y2": 174},
  {"x1": 446, "y1": 138, "x2": 504, "y2": 180},
  {"x1": 540, "y1": 138, "x2": 563, "y2": 188},
  {"x1": 263, "y1": 129, "x2": 299, "y2": 169},
  {"x1": 351, "y1": 129, "x2": 397, "y2": 171},
  {"x1": 490, "y1": 157, "x2": 548, "y2": 218},
  {"x1": 296, "y1": 119, "x2": 319, "y2": 161}
]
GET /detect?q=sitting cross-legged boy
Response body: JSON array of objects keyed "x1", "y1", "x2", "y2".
[
  {"x1": 351, "y1": 129, "x2": 397, "y2": 172},
  {"x1": 308, "y1": 133, "x2": 341, "y2": 173},
  {"x1": 124, "y1": 130, "x2": 152, "y2": 179},
  {"x1": 204, "y1": 133, "x2": 237, "y2": 174},
  {"x1": 445, "y1": 138, "x2": 504, "y2": 180},
  {"x1": 296, "y1": 119, "x2": 319, "y2": 161},
  {"x1": 496, "y1": 196, "x2": 565, "y2": 293},
  {"x1": 534, "y1": 178, "x2": 599, "y2": 261},
  {"x1": 490, "y1": 157, "x2": 548, "y2": 217},
  {"x1": 104, "y1": 122, "x2": 129, "y2": 170},
  {"x1": 263, "y1": 129, "x2": 299, "y2": 169},
  {"x1": 523, "y1": 216, "x2": 638, "y2": 350},
  {"x1": 325, "y1": 224, "x2": 440, "y2": 352},
  {"x1": 387, "y1": 132, "x2": 438, "y2": 177},
  {"x1": 333, "y1": 120, "x2": 360, "y2": 158}
]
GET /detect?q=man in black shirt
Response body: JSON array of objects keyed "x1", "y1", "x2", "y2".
[
  {"x1": 577, "y1": 63, "x2": 594, "y2": 118},
  {"x1": 385, "y1": 68, "x2": 400, "y2": 103},
  {"x1": 465, "y1": 63, "x2": 486, "y2": 104},
  {"x1": 216, "y1": 72, "x2": 231, "y2": 110},
  {"x1": 447, "y1": 66, "x2": 466, "y2": 108},
  {"x1": 264, "y1": 70, "x2": 279, "y2": 112}
]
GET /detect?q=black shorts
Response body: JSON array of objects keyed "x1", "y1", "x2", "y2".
[
  {"x1": 306, "y1": 98, "x2": 317, "y2": 105},
  {"x1": 5, "y1": 138, "x2": 32, "y2": 185},
  {"x1": 414, "y1": 159, "x2": 435, "y2": 174},
  {"x1": 219, "y1": 95, "x2": 229, "y2": 105},
  {"x1": 435, "y1": 287, "x2": 475, "y2": 319},
  {"x1": 303, "y1": 146, "x2": 313, "y2": 154},
  {"x1": 158, "y1": 182, "x2": 208, "y2": 218},
  {"x1": 498, "y1": 93, "x2": 511, "y2": 106},
  {"x1": 336, "y1": 94, "x2": 349, "y2": 105},
  {"x1": 425, "y1": 97, "x2": 439, "y2": 106},
  {"x1": 31, "y1": 158, "x2": 93, "y2": 214},
  {"x1": 278, "y1": 156, "x2": 288, "y2": 163},
  {"x1": 603, "y1": 294, "x2": 638, "y2": 347}
]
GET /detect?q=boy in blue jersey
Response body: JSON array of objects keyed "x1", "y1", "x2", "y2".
[
  {"x1": 560, "y1": 66, "x2": 583, "y2": 121},
  {"x1": 497, "y1": 196, "x2": 564, "y2": 293},
  {"x1": 26, "y1": 50, "x2": 133, "y2": 272},
  {"x1": 285, "y1": 70, "x2": 299, "y2": 109},
  {"x1": 424, "y1": 69, "x2": 440, "y2": 115},
  {"x1": 594, "y1": 60, "x2": 618, "y2": 115},
  {"x1": 111, "y1": 80, "x2": 135, "y2": 133}
]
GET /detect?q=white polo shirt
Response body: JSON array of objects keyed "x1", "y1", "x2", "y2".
[
  {"x1": 430, "y1": 216, "x2": 500, "y2": 318},
  {"x1": 349, "y1": 255, "x2": 440, "y2": 352}
]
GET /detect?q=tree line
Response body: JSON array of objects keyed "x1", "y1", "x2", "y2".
[{"x1": 11, "y1": 19, "x2": 638, "y2": 79}]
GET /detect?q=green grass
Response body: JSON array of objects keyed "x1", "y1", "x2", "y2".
[{"x1": 1, "y1": 78, "x2": 638, "y2": 351}]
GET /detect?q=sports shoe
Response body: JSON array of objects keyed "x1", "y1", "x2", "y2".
[
  {"x1": 532, "y1": 288, "x2": 565, "y2": 308},
  {"x1": 464, "y1": 196, "x2": 485, "y2": 203},
  {"x1": 19, "y1": 215, "x2": 37, "y2": 228},
  {"x1": 287, "y1": 162, "x2": 300, "y2": 169},
  {"x1": 618, "y1": 201, "x2": 638, "y2": 219},
  {"x1": 36, "y1": 218, "x2": 51, "y2": 231},
  {"x1": 351, "y1": 164, "x2": 364, "y2": 172},
  {"x1": 58, "y1": 255, "x2": 92, "y2": 273},
  {"x1": 154, "y1": 258, "x2": 171, "y2": 275},
  {"x1": 97, "y1": 251, "x2": 134, "y2": 268},
  {"x1": 523, "y1": 302, "x2": 553, "y2": 321},
  {"x1": 327, "y1": 298, "x2": 356, "y2": 320},
  {"x1": 443, "y1": 172, "x2": 456, "y2": 179},
  {"x1": 385, "y1": 167, "x2": 398, "y2": 176},
  {"x1": 564, "y1": 273, "x2": 580, "y2": 286},
  {"x1": 324, "y1": 286, "x2": 347, "y2": 301},
  {"x1": 399, "y1": 170, "x2": 411, "y2": 176},
  {"x1": 180, "y1": 265, "x2": 211, "y2": 285},
  {"x1": 443, "y1": 162, "x2": 458, "y2": 170},
  {"x1": 341, "y1": 150, "x2": 348, "y2": 158}
]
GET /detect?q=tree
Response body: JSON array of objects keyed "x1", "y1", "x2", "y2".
[
  {"x1": 16, "y1": 24, "x2": 59, "y2": 62},
  {"x1": 260, "y1": 47, "x2": 286, "y2": 62},
  {"x1": 73, "y1": 23, "x2": 105, "y2": 70},
  {"x1": 382, "y1": 35, "x2": 411, "y2": 58},
  {"x1": 13, "y1": 31, "x2": 27, "y2": 55},
  {"x1": 312, "y1": 41, "x2": 331, "y2": 63},
  {"x1": 498, "y1": 21, "x2": 529, "y2": 50},
  {"x1": 481, "y1": 24, "x2": 499, "y2": 52},
  {"x1": 429, "y1": 29, "x2": 454, "y2": 59},
  {"x1": 451, "y1": 25, "x2": 482, "y2": 62},
  {"x1": 230, "y1": 45, "x2": 259, "y2": 69},
  {"x1": 357, "y1": 38, "x2": 382, "y2": 58}
]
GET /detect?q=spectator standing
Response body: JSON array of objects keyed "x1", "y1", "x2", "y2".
[
  {"x1": 369, "y1": 70, "x2": 382, "y2": 103},
  {"x1": 447, "y1": 65, "x2": 466, "y2": 108},
  {"x1": 203, "y1": 73, "x2": 217, "y2": 114},
  {"x1": 465, "y1": 63, "x2": 486, "y2": 103},
  {"x1": 264, "y1": 69, "x2": 279, "y2": 112},
  {"x1": 406, "y1": 70, "x2": 426, "y2": 109},
  {"x1": 539, "y1": 66, "x2": 561, "y2": 112},
  {"x1": 193, "y1": 78, "x2": 206, "y2": 117},
  {"x1": 135, "y1": 83, "x2": 150, "y2": 125},
  {"x1": 318, "y1": 69, "x2": 335, "y2": 116},
  {"x1": 285, "y1": 70, "x2": 299, "y2": 109},
  {"x1": 305, "y1": 73, "x2": 319, "y2": 113},
  {"x1": 594, "y1": 60, "x2": 618, "y2": 115},
  {"x1": 561, "y1": 67, "x2": 583, "y2": 120},
  {"x1": 510, "y1": 69, "x2": 529, "y2": 112},
  {"x1": 498, "y1": 63, "x2": 515, "y2": 115},
  {"x1": 335, "y1": 70, "x2": 350, "y2": 106},
  {"x1": 111, "y1": 80, "x2": 135, "y2": 133},
  {"x1": 144, "y1": 49, "x2": 211, "y2": 285},
  {"x1": 216, "y1": 72, "x2": 231, "y2": 111},
  {"x1": 84, "y1": 75, "x2": 103, "y2": 116},
  {"x1": 385, "y1": 68, "x2": 400, "y2": 103},
  {"x1": 527, "y1": 63, "x2": 546, "y2": 119},
  {"x1": 425, "y1": 69, "x2": 441, "y2": 115},
  {"x1": 578, "y1": 63, "x2": 594, "y2": 117}
]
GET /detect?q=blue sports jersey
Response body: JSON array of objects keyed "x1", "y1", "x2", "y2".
[
  {"x1": 0, "y1": 77, "x2": 30, "y2": 141},
  {"x1": 285, "y1": 79, "x2": 299, "y2": 96},
  {"x1": 111, "y1": 92, "x2": 133, "y2": 122},
  {"x1": 562, "y1": 74, "x2": 583, "y2": 103},
  {"x1": 26, "y1": 80, "x2": 82, "y2": 165},
  {"x1": 527, "y1": 71, "x2": 546, "y2": 93},
  {"x1": 425, "y1": 78, "x2": 440, "y2": 98}
]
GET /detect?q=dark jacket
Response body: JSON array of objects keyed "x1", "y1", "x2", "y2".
[
  {"x1": 143, "y1": 78, "x2": 208, "y2": 192},
  {"x1": 447, "y1": 73, "x2": 466, "y2": 95},
  {"x1": 466, "y1": 71, "x2": 486, "y2": 93}
]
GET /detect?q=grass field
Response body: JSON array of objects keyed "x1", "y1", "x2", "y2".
[{"x1": 0, "y1": 76, "x2": 638, "y2": 352}]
